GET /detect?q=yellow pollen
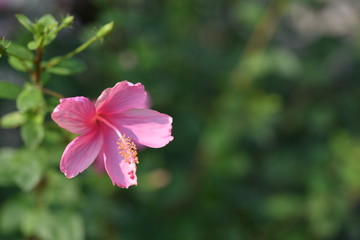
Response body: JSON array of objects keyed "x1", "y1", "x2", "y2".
[{"x1": 116, "y1": 134, "x2": 139, "y2": 164}]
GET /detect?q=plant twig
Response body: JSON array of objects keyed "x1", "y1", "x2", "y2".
[
  {"x1": 44, "y1": 35, "x2": 100, "y2": 69},
  {"x1": 41, "y1": 87, "x2": 64, "y2": 98},
  {"x1": 34, "y1": 47, "x2": 43, "y2": 84},
  {"x1": 43, "y1": 22, "x2": 114, "y2": 70}
]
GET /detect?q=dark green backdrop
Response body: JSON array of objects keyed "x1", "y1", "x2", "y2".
[{"x1": 1, "y1": 0, "x2": 360, "y2": 239}]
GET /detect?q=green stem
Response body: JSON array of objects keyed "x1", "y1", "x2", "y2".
[
  {"x1": 41, "y1": 87, "x2": 64, "y2": 98},
  {"x1": 44, "y1": 35, "x2": 100, "y2": 69}
]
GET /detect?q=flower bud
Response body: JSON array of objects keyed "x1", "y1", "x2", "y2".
[
  {"x1": 62, "y1": 15, "x2": 74, "y2": 27},
  {"x1": 96, "y1": 22, "x2": 114, "y2": 38}
]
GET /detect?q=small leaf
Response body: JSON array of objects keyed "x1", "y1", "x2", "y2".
[
  {"x1": 42, "y1": 170, "x2": 80, "y2": 205},
  {"x1": 20, "y1": 117, "x2": 45, "y2": 149},
  {"x1": 36, "y1": 211, "x2": 84, "y2": 240},
  {"x1": 6, "y1": 43, "x2": 33, "y2": 59},
  {"x1": 8, "y1": 56, "x2": 32, "y2": 72},
  {"x1": 0, "y1": 196, "x2": 32, "y2": 233},
  {"x1": 16, "y1": 84, "x2": 44, "y2": 112},
  {"x1": 37, "y1": 14, "x2": 58, "y2": 28},
  {"x1": 15, "y1": 14, "x2": 34, "y2": 32},
  {"x1": 0, "y1": 81, "x2": 22, "y2": 100},
  {"x1": 43, "y1": 33, "x2": 58, "y2": 47},
  {"x1": 0, "y1": 111, "x2": 26, "y2": 128},
  {"x1": 46, "y1": 58, "x2": 86, "y2": 76},
  {"x1": 21, "y1": 208, "x2": 43, "y2": 237},
  {"x1": 0, "y1": 148, "x2": 16, "y2": 185},
  {"x1": 33, "y1": 14, "x2": 58, "y2": 47},
  {"x1": 12, "y1": 149, "x2": 44, "y2": 191},
  {"x1": 27, "y1": 39, "x2": 42, "y2": 50}
]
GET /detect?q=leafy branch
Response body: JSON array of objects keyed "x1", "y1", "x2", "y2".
[{"x1": 1, "y1": 14, "x2": 114, "y2": 98}]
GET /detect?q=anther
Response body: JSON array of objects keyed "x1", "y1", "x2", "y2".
[{"x1": 116, "y1": 134, "x2": 139, "y2": 164}]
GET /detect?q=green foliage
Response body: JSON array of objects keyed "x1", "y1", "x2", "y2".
[
  {"x1": 8, "y1": 56, "x2": 32, "y2": 72},
  {"x1": 5, "y1": 43, "x2": 34, "y2": 72},
  {"x1": 16, "y1": 84, "x2": 44, "y2": 112},
  {"x1": 12, "y1": 84, "x2": 46, "y2": 148},
  {"x1": 0, "y1": 82, "x2": 21, "y2": 100},
  {"x1": 15, "y1": 14, "x2": 74, "y2": 50},
  {"x1": 0, "y1": 148, "x2": 16, "y2": 185},
  {"x1": 0, "y1": 111, "x2": 26, "y2": 128},
  {"x1": 6, "y1": 43, "x2": 33, "y2": 59},
  {"x1": 0, "y1": 195, "x2": 33, "y2": 234},
  {"x1": 12, "y1": 149, "x2": 44, "y2": 191},
  {"x1": 35, "y1": 211, "x2": 84, "y2": 240},
  {"x1": 0, "y1": 12, "x2": 118, "y2": 240},
  {"x1": 47, "y1": 58, "x2": 86, "y2": 76},
  {"x1": 20, "y1": 116, "x2": 45, "y2": 149},
  {"x1": 15, "y1": 14, "x2": 34, "y2": 32},
  {"x1": 1, "y1": 1, "x2": 360, "y2": 240}
]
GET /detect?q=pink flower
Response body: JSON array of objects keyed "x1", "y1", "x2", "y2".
[{"x1": 51, "y1": 81, "x2": 173, "y2": 188}]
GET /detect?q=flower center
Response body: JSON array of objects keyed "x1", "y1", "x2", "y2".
[
  {"x1": 117, "y1": 134, "x2": 139, "y2": 164},
  {"x1": 96, "y1": 115, "x2": 139, "y2": 165}
]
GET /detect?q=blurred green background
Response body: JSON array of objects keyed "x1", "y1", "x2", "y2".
[{"x1": 1, "y1": 0, "x2": 360, "y2": 239}]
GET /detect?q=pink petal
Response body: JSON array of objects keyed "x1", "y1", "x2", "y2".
[
  {"x1": 111, "y1": 109, "x2": 173, "y2": 148},
  {"x1": 51, "y1": 97, "x2": 96, "y2": 134},
  {"x1": 95, "y1": 81, "x2": 150, "y2": 115},
  {"x1": 60, "y1": 129, "x2": 103, "y2": 178},
  {"x1": 101, "y1": 126, "x2": 137, "y2": 188},
  {"x1": 94, "y1": 150, "x2": 105, "y2": 173}
]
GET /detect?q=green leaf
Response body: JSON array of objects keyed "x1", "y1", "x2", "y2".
[
  {"x1": 44, "y1": 32, "x2": 58, "y2": 46},
  {"x1": 27, "y1": 39, "x2": 42, "y2": 50},
  {"x1": 37, "y1": 14, "x2": 58, "y2": 29},
  {"x1": 36, "y1": 211, "x2": 84, "y2": 240},
  {"x1": 0, "y1": 148, "x2": 16, "y2": 185},
  {"x1": 12, "y1": 149, "x2": 44, "y2": 191},
  {"x1": 0, "y1": 196, "x2": 32, "y2": 233},
  {"x1": 20, "y1": 117, "x2": 45, "y2": 149},
  {"x1": 16, "y1": 84, "x2": 46, "y2": 148},
  {"x1": 6, "y1": 43, "x2": 33, "y2": 71},
  {"x1": 46, "y1": 58, "x2": 86, "y2": 76},
  {"x1": 0, "y1": 81, "x2": 22, "y2": 100},
  {"x1": 0, "y1": 111, "x2": 26, "y2": 128},
  {"x1": 42, "y1": 170, "x2": 81, "y2": 205},
  {"x1": 21, "y1": 208, "x2": 43, "y2": 237},
  {"x1": 6, "y1": 43, "x2": 33, "y2": 59},
  {"x1": 15, "y1": 14, "x2": 34, "y2": 32},
  {"x1": 33, "y1": 14, "x2": 58, "y2": 47},
  {"x1": 8, "y1": 56, "x2": 32, "y2": 72},
  {"x1": 16, "y1": 84, "x2": 44, "y2": 112},
  {"x1": 265, "y1": 194, "x2": 303, "y2": 219}
]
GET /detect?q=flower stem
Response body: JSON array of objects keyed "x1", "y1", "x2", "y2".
[
  {"x1": 44, "y1": 35, "x2": 100, "y2": 69},
  {"x1": 41, "y1": 87, "x2": 64, "y2": 98}
]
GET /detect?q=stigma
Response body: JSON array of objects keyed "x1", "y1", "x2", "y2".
[{"x1": 117, "y1": 134, "x2": 139, "y2": 164}]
